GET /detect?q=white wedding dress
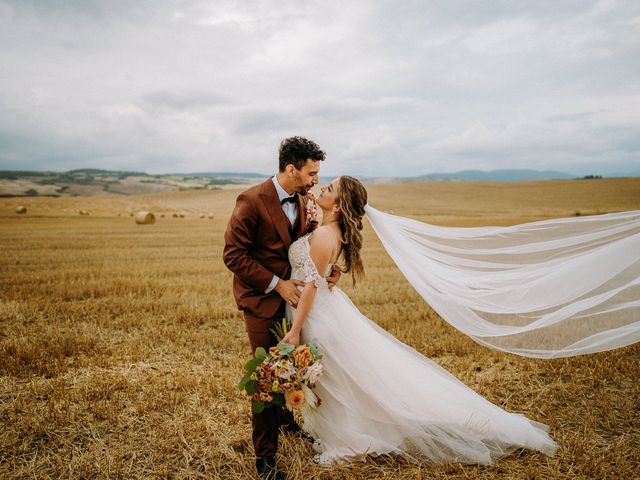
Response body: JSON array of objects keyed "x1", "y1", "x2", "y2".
[{"x1": 286, "y1": 233, "x2": 558, "y2": 465}]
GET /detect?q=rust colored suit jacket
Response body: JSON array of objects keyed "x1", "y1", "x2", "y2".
[{"x1": 223, "y1": 178, "x2": 316, "y2": 319}]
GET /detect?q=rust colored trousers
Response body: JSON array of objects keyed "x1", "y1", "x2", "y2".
[{"x1": 244, "y1": 311, "x2": 294, "y2": 458}]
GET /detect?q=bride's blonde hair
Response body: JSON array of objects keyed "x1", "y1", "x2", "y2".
[{"x1": 336, "y1": 176, "x2": 368, "y2": 285}]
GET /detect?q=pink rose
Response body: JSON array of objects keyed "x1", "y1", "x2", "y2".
[{"x1": 306, "y1": 199, "x2": 318, "y2": 222}]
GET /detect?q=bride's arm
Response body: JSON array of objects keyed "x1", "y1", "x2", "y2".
[{"x1": 281, "y1": 229, "x2": 334, "y2": 345}]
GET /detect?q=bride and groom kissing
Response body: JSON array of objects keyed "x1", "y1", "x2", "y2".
[{"x1": 223, "y1": 136, "x2": 556, "y2": 479}]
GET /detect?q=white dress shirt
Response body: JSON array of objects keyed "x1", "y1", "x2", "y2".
[
  {"x1": 265, "y1": 175, "x2": 298, "y2": 294},
  {"x1": 272, "y1": 175, "x2": 298, "y2": 225}
]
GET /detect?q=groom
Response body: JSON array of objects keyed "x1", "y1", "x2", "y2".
[{"x1": 223, "y1": 136, "x2": 334, "y2": 480}]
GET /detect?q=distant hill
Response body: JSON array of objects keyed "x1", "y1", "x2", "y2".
[
  {"x1": 169, "y1": 172, "x2": 266, "y2": 179},
  {"x1": 418, "y1": 169, "x2": 575, "y2": 181},
  {"x1": 0, "y1": 168, "x2": 635, "y2": 197},
  {"x1": 67, "y1": 168, "x2": 148, "y2": 176},
  {"x1": 0, "y1": 169, "x2": 267, "y2": 197}
]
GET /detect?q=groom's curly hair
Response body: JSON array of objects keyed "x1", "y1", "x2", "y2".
[{"x1": 279, "y1": 136, "x2": 326, "y2": 172}]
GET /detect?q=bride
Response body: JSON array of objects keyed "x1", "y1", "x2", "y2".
[{"x1": 280, "y1": 176, "x2": 558, "y2": 465}]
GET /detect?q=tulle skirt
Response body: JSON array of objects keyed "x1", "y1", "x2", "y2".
[{"x1": 287, "y1": 287, "x2": 558, "y2": 465}]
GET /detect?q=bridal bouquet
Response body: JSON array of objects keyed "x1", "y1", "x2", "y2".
[{"x1": 238, "y1": 321, "x2": 323, "y2": 413}]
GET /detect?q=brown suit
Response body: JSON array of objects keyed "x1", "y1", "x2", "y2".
[{"x1": 223, "y1": 177, "x2": 316, "y2": 458}]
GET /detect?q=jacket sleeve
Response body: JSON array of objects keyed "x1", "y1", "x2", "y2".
[{"x1": 223, "y1": 192, "x2": 275, "y2": 292}]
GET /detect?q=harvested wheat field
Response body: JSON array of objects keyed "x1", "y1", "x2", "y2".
[{"x1": 1, "y1": 177, "x2": 639, "y2": 479}]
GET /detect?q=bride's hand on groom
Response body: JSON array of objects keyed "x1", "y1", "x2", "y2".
[
  {"x1": 275, "y1": 279, "x2": 305, "y2": 307},
  {"x1": 326, "y1": 264, "x2": 341, "y2": 290}
]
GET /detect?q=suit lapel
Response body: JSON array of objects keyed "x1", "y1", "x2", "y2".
[{"x1": 259, "y1": 179, "x2": 292, "y2": 247}]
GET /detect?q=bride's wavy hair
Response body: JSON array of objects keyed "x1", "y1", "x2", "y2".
[{"x1": 336, "y1": 176, "x2": 368, "y2": 285}]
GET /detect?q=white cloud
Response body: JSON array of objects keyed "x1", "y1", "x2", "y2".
[{"x1": 0, "y1": 0, "x2": 638, "y2": 176}]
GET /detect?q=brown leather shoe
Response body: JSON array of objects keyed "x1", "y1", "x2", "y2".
[{"x1": 255, "y1": 456, "x2": 285, "y2": 480}]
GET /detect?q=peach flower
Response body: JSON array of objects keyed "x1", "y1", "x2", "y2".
[{"x1": 287, "y1": 390, "x2": 305, "y2": 408}]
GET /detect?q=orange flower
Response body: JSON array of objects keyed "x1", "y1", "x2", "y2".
[
  {"x1": 293, "y1": 345, "x2": 313, "y2": 368},
  {"x1": 287, "y1": 390, "x2": 305, "y2": 408},
  {"x1": 282, "y1": 381, "x2": 294, "y2": 391},
  {"x1": 258, "y1": 379, "x2": 271, "y2": 392},
  {"x1": 259, "y1": 392, "x2": 273, "y2": 402},
  {"x1": 269, "y1": 346, "x2": 281, "y2": 357}
]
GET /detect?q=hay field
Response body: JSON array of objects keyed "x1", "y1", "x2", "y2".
[{"x1": 1, "y1": 178, "x2": 639, "y2": 480}]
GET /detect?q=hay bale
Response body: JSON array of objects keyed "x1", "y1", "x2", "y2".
[
  {"x1": 160, "y1": 213, "x2": 165, "y2": 218},
  {"x1": 179, "y1": 213, "x2": 185, "y2": 218},
  {"x1": 172, "y1": 213, "x2": 179, "y2": 218},
  {"x1": 135, "y1": 211, "x2": 155, "y2": 225},
  {"x1": 208, "y1": 213, "x2": 214, "y2": 219},
  {"x1": 79, "y1": 210, "x2": 89, "y2": 215},
  {"x1": 200, "y1": 214, "x2": 206, "y2": 219},
  {"x1": 16, "y1": 206, "x2": 27, "y2": 214}
]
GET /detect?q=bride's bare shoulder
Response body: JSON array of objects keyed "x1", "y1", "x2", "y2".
[
  {"x1": 309, "y1": 226, "x2": 339, "y2": 251},
  {"x1": 309, "y1": 226, "x2": 341, "y2": 265}
]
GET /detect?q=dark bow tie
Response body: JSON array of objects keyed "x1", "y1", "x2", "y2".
[{"x1": 280, "y1": 195, "x2": 298, "y2": 205}]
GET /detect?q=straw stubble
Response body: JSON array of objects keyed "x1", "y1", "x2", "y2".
[{"x1": 1, "y1": 177, "x2": 639, "y2": 479}]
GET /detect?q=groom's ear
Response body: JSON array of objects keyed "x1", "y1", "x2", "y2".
[{"x1": 285, "y1": 164, "x2": 296, "y2": 177}]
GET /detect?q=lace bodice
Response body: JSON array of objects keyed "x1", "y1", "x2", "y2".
[{"x1": 288, "y1": 233, "x2": 330, "y2": 290}]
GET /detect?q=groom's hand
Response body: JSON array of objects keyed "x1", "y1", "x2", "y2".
[
  {"x1": 326, "y1": 264, "x2": 341, "y2": 290},
  {"x1": 275, "y1": 279, "x2": 304, "y2": 307}
]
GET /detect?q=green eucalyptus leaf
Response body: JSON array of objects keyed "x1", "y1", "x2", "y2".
[
  {"x1": 244, "y1": 357, "x2": 260, "y2": 373},
  {"x1": 308, "y1": 340, "x2": 319, "y2": 357},
  {"x1": 245, "y1": 380, "x2": 258, "y2": 396},
  {"x1": 252, "y1": 400, "x2": 265, "y2": 414},
  {"x1": 238, "y1": 372, "x2": 252, "y2": 390},
  {"x1": 255, "y1": 347, "x2": 267, "y2": 361},
  {"x1": 278, "y1": 342, "x2": 295, "y2": 356}
]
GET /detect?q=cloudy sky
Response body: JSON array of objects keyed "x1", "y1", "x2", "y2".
[{"x1": 1, "y1": 0, "x2": 639, "y2": 177}]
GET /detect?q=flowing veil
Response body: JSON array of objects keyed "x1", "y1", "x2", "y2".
[{"x1": 364, "y1": 206, "x2": 640, "y2": 358}]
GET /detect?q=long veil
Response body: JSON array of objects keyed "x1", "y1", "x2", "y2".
[{"x1": 364, "y1": 206, "x2": 640, "y2": 358}]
